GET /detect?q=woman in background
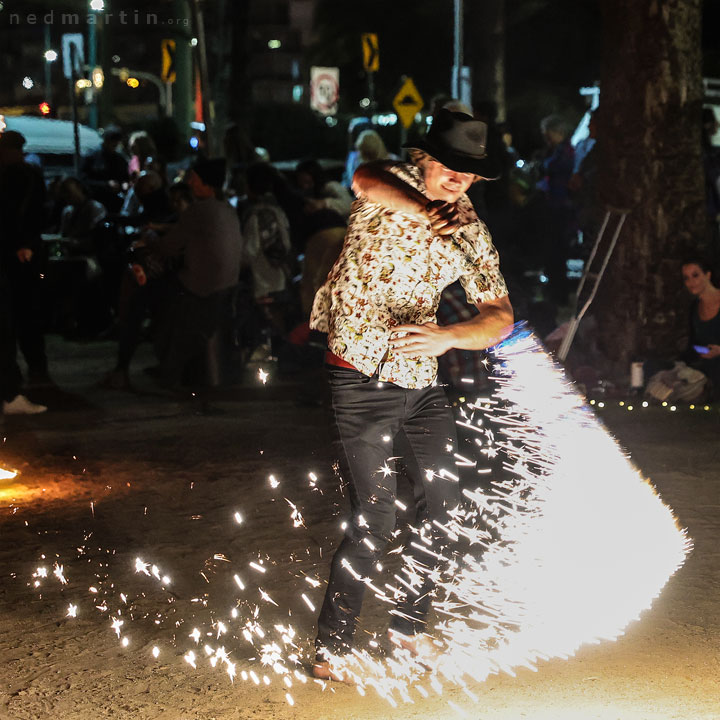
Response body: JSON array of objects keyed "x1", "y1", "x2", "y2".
[{"x1": 682, "y1": 257, "x2": 720, "y2": 398}]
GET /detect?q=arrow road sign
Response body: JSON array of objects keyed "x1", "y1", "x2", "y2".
[
  {"x1": 361, "y1": 33, "x2": 379, "y2": 73},
  {"x1": 161, "y1": 39, "x2": 176, "y2": 83},
  {"x1": 393, "y1": 77, "x2": 424, "y2": 129},
  {"x1": 62, "y1": 33, "x2": 85, "y2": 79}
]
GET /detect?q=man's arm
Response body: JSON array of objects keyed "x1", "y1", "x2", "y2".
[
  {"x1": 390, "y1": 294, "x2": 514, "y2": 357},
  {"x1": 352, "y1": 161, "x2": 460, "y2": 235}
]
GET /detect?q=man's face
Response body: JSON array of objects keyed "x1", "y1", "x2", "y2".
[{"x1": 423, "y1": 158, "x2": 475, "y2": 203}]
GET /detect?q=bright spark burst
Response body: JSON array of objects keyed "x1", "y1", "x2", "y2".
[
  {"x1": 258, "y1": 368, "x2": 269, "y2": 385},
  {"x1": 419, "y1": 327, "x2": 690, "y2": 686},
  {"x1": 31, "y1": 326, "x2": 689, "y2": 710},
  {"x1": 0, "y1": 467, "x2": 17, "y2": 480},
  {"x1": 53, "y1": 564, "x2": 68, "y2": 585}
]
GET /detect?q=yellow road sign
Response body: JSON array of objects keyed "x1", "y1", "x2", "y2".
[
  {"x1": 161, "y1": 39, "x2": 176, "y2": 83},
  {"x1": 393, "y1": 77, "x2": 423, "y2": 129},
  {"x1": 361, "y1": 33, "x2": 379, "y2": 73}
]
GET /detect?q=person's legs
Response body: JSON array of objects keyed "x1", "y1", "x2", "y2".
[
  {"x1": 115, "y1": 270, "x2": 149, "y2": 373},
  {"x1": 10, "y1": 263, "x2": 48, "y2": 378},
  {"x1": 0, "y1": 279, "x2": 23, "y2": 403},
  {"x1": 157, "y1": 286, "x2": 221, "y2": 389},
  {"x1": 316, "y1": 368, "x2": 406, "y2": 658},
  {"x1": 390, "y1": 386, "x2": 461, "y2": 637}
]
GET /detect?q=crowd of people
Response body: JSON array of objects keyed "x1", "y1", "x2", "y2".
[
  {"x1": 1, "y1": 99, "x2": 720, "y2": 414},
  {"x1": 0, "y1": 121, "x2": 358, "y2": 412}
]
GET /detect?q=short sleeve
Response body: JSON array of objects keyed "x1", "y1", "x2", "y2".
[{"x1": 458, "y1": 221, "x2": 508, "y2": 306}]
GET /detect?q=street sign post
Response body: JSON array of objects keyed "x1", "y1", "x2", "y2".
[
  {"x1": 310, "y1": 66, "x2": 340, "y2": 116},
  {"x1": 361, "y1": 33, "x2": 379, "y2": 73},
  {"x1": 393, "y1": 77, "x2": 424, "y2": 129},
  {"x1": 161, "y1": 39, "x2": 177, "y2": 83},
  {"x1": 61, "y1": 33, "x2": 84, "y2": 80},
  {"x1": 361, "y1": 33, "x2": 379, "y2": 109}
]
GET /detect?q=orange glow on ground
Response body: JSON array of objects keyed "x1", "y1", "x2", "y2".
[{"x1": 0, "y1": 465, "x2": 129, "y2": 511}]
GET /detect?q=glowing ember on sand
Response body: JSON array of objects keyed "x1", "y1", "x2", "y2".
[{"x1": 0, "y1": 467, "x2": 18, "y2": 481}]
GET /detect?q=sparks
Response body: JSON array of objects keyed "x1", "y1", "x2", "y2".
[
  {"x1": 258, "y1": 368, "x2": 269, "y2": 384},
  {"x1": 301, "y1": 593, "x2": 315, "y2": 611},
  {"x1": 53, "y1": 564, "x2": 68, "y2": 585}
]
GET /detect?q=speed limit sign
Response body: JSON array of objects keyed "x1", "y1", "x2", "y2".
[{"x1": 310, "y1": 66, "x2": 339, "y2": 116}]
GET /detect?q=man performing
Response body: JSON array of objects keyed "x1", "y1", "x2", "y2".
[{"x1": 309, "y1": 109, "x2": 514, "y2": 681}]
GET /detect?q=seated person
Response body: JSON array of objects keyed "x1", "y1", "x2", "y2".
[
  {"x1": 58, "y1": 177, "x2": 107, "y2": 253},
  {"x1": 681, "y1": 257, "x2": 720, "y2": 397}
]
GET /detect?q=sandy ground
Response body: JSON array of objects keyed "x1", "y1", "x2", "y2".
[{"x1": 0, "y1": 337, "x2": 718, "y2": 720}]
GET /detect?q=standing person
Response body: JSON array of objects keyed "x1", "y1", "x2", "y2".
[
  {"x1": 81, "y1": 125, "x2": 128, "y2": 212},
  {"x1": 0, "y1": 130, "x2": 50, "y2": 385},
  {"x1": 149, "y1": 158, "x2": 242, "y2": 389},
  {"x1": 1, "y1": 272, "x2": 46, "y2": 415},
  {"x1": 241, "y1": 162, "x2": 293, "y2": 358},
  {"x1": 310, "y1": 109, "x2": 513, "y2": 680},
  {"x1": 535, "y1": 114, "x2": 575, "y2": 306}
]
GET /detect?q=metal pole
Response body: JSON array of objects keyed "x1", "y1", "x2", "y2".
[
  {"x1": 452, "y1": 0, "x2": 463, "y2": 97},
  {"x1": 191, "y1": 0, "x2": 216, "y2": 154},
  {"x1": 368, "y1": 71, "x2": 375, "y2": 111},
  {"x1": 88, "y1": 12, "x2": 98, "y2": 129},
  {"x1": 173, "y1": 0, "x2": 193, "y2": 145},
  {"x1": 69, "y1": 45, "x2": 81, "y2": 177},
  {"x1": 110, "y1": 68, "x2": 167, "y2": 112},
  {"x1": 43, "y1": 24, "x2": 52, "y2": 107}
]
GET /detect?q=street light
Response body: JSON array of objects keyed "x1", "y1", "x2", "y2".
[
  {"x1": 44, "y1": 49, "x2": 58, "y2": 62},
  {"x1": 88, "y1": 0, "x2": 105, "y2": 128},
  {"x1": 22, "y1": 76, "x2": 34, "y2": 90}
]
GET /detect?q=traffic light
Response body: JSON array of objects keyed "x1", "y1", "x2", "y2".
[{"x1": 38, "y1": 101, "x2": 51, "y2": 116}]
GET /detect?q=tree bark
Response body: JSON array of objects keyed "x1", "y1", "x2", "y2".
[{"x1": 594, "y1": 0, "x2": 704, "y2": 376}]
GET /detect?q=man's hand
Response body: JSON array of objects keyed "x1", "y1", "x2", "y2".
[
  {"x1": 16, "y1": 248, "x2": 33, "y2": 263},
  {"x1": 700, "y1": 344, "x2": 720, "y2": 359},
  {"x1": 426, "y1": 200, "x2": 460, "y2": 236},
  {"x1": 131, "y1": 263, "x2": 147, "y2": 286},
  {"x1": 390, "y1": 322, "x2": 455, "y2": 357}
]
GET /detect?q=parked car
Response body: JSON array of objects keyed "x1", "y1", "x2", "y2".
[{"x1": 0, "y1": 114, "x2": 102, "y2": 179}]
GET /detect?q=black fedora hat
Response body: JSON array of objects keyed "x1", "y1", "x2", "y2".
[{"x1": 404, "y1": 108, "x2": 500, "y2": 179}]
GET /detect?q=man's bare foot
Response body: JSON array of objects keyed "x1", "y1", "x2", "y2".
[
  {"x1": 387, "y1": 629, "x2": 442, "y2": 669},
  {"x1": 311, "y1": 659, "x2": 356, "y2": 684}
]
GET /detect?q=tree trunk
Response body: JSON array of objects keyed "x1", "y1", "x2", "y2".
[
  {"x1": 466, "y1": 0, "x2": 506, "y2": 120},
  {"x1": 594, "y1": 0, "x2": 704, "y2": 377}
]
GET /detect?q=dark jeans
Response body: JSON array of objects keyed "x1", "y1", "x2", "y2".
[
  {"x1": 156, "y1": 279, "x2": 225, "y2": 388},
  {"x1": 115, "y1": 271, "x2": 169, "y2": 372},
  {"x1": 0, "y1": 277, "x2": 22, "y2": 402},
  {"x1": 7, "y1": 261, "x2": 47, "y2": 375},
  {"x1": 315, "y1": 366, "x2": 461, "y2": 658}
]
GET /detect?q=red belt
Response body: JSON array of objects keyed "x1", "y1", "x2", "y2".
[{"x1": 325, "y1": 351, "x2": 359, "y2": 371}]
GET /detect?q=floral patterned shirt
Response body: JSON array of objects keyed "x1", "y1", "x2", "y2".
[{"x1": 310, "y1": 163, "x2": 507, "y2": 389}]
